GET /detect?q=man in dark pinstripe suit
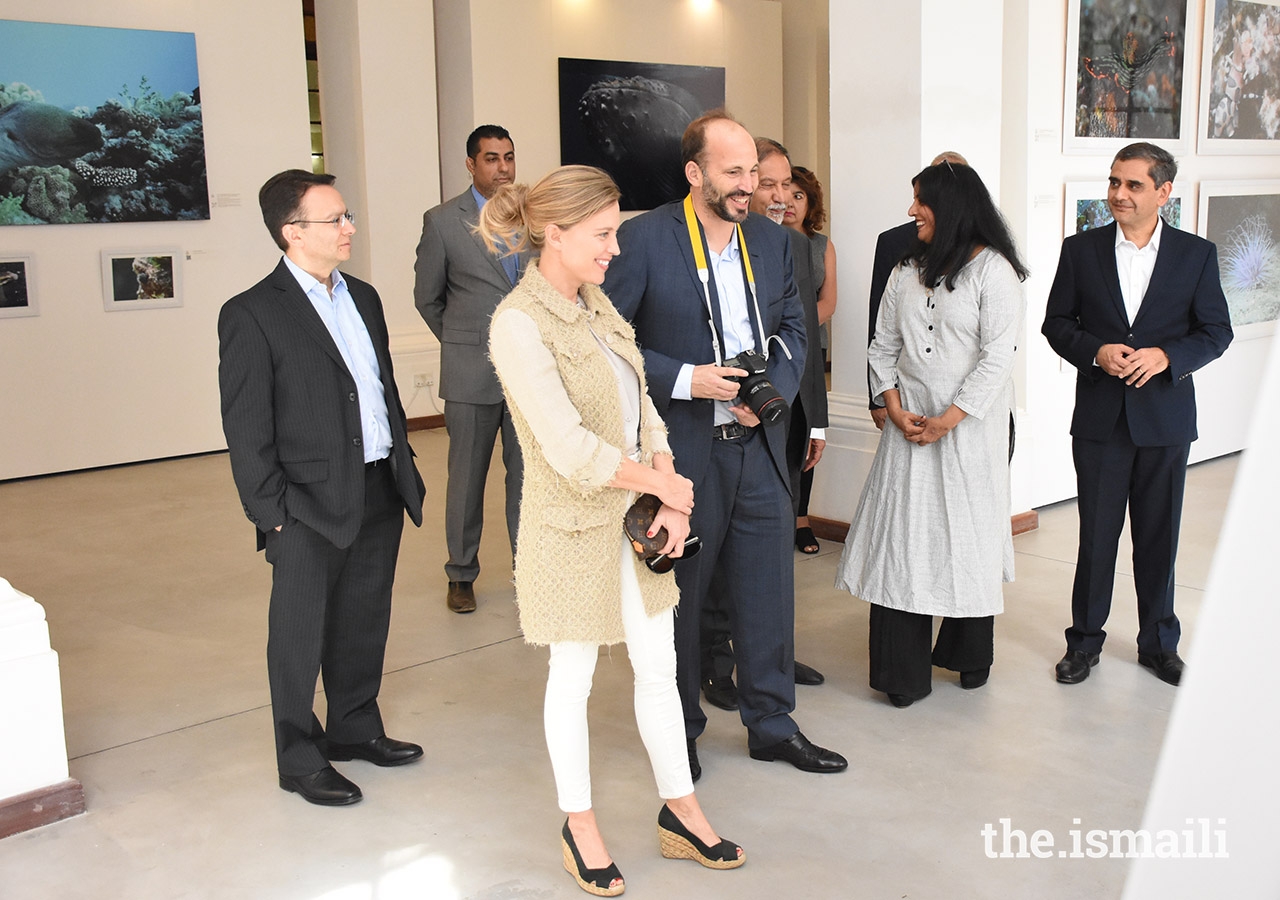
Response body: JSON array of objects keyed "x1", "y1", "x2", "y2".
[{"x1": 219, "y1": 170, "x2": 426, "y2": 806}]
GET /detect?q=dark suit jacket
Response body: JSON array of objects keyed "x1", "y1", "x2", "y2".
[
  {"x1": 219, "y1": 259, "x2": 426, "y2": 550},
  {"x1": 603, "y1": 202, "x2": 807, "y2": 489},
  {"x1": 867, "y1": 221, "x2": 917, "y2": 409},
  {"x1": 788, "y1": 228, "x2": 828, "y2": 429},
  {"x1": 1041, "y1": 222, "x2": 1233, "y2": 447},
  {"x1": 413, "y1": 188, "x2": 529, "y2": 405}
]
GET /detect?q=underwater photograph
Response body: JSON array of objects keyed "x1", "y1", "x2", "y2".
[
  {"x1": 0, "y1": 18, "x2": 209, "y2": 226},
  {"x1": 1071, "y1": 0, "x2": 1189, "y2": 140},
  {"x1": 559, "y1": 57, "x2": 724, "y2": 211},
  {"x1": 1204, "y1": 188, "x2": 1280, "y2": 329}
]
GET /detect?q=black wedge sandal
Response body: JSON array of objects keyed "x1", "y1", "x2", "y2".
[
  {"x1": 561, "y1": 819, "x2": 625, "y2": 896},
  {"x1": 657, "y1": 804, "x2": 745, "y2": 870}
]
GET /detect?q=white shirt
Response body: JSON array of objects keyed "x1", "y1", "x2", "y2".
[
  {"x1": 580, "y1": 295, "x2": 642, "y2": 460},
  {"x1": 282, "y1": 255, "x2": 393, "y2": 462},
  {"x1": 1115, "y1": 215, "x2": 1162, "y2": 325},
  {"x1": 672, "y1": 230, "x2": 757, "y2": 426}
]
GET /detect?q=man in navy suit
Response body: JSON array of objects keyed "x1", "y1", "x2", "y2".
[
  {"x1": 219, "y1": 170, "x2": 426, "y2": 805},
  {"x1": 1042, "y1": 143, "x2": 1232, "y2": 687},
  {"x1": 605, "y1": 112, "x2": 846, "y2": 778}
]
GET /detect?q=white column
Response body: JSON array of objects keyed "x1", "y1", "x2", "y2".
[
  {"x1": 313, "y1": 0, "x2": 444, "y2": 421},
  {"x1": 817, "y1": 0, "x2": 1009, "y2": 524}
]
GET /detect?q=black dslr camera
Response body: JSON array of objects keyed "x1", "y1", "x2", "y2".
[{"x1": 723, "y1": 348, "x2": 788, "y2": 425}]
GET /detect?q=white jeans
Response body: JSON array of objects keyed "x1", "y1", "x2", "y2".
[{"x1": 544, "y1": 537, "x2": 693, "y2": 812}]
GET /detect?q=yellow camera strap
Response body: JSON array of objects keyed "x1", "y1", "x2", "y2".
[{"x1": 681, "y1": 193, "x2": 786, "y2": 363}]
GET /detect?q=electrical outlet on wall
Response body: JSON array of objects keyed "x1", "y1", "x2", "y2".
[{"x1": 413, "y1": 374, "x2": 434, "y2": 388}]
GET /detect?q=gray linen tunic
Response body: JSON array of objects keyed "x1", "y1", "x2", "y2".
[{"x1": 835, "y1": 248, "x2": 1023, "y2": 617}]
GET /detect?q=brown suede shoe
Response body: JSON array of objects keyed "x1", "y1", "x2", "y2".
[{"x1": 447, "y1": 580, "x2": 476, "y2": 613}]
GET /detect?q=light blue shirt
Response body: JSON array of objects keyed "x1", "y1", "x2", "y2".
[
  {"x1": 282, "y1": 255, "x2": 393, "y2": 462},
  {"x1": 472, "y1": 185, "x2": 519, "y2": 286},
  {"x1": 673, "y1": 231, "x2": 756, "y2": 425}
]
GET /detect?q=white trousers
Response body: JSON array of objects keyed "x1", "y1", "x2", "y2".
[{"x1": 544, "y1": 537, "x2": 694, "y2": 812}]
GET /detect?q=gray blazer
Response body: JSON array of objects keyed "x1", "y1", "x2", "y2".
[
  {"x1": 787, "y1": 228, "x2": 829, "y2": 429},
  {"x1": 413, "y1": 188, "x2": 528, "y2": 405}
]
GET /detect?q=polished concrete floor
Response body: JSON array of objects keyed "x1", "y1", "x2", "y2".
[{"x1": 0, "y1": 432, "x2": 1237, "y2": 899}]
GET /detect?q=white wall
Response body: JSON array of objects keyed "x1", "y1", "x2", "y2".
[
  {"x1": 818, "y1": 0, "x2": 1273, "y2": 523},
  {"x1": 434, "y1": 0, "x2": 785, "y2": 201},
  {"x1": 0, "y1": 2, "x2": 312, "y2": 480},
  {"x1": 1122, "y1": 341, "x2": 1279, "y2": 896}
]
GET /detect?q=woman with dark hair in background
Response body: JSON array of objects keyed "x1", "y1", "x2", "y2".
[
  {"x1": 783, "y1": 165, "x2": 837, "y2": 553},
  {"x1": 483, "y1": 165, "x2": 744, "y2": 897},
  {"x1": 834, "y1": 162, "x2": 1027, "y2": 707}
]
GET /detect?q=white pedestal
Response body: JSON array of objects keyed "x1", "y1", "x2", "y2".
[{"x1": 0, "y1": 577, "x2": 84, "y2": 838}]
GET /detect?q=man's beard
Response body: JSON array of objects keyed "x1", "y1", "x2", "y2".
[{"x1": 702, "y1": 177, "x2": 751, "y2": 223}]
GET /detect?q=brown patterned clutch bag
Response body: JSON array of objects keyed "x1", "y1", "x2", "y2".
[{"x1": 623, "y1": 493, "x2": 667, "y2": 557}]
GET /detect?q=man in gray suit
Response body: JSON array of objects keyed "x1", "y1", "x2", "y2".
[{"x1": 413, "y1": 125, "x2": 525, "y2": 613}]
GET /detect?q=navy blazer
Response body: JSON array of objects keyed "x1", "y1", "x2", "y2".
[
  {"x1": 604, "y1": 201, "x2": 807, "y2": 488},
  {"x1": 867, "y1": 220, "x2": 918, "y2": 409},
  {"x1": 219, "y1": 259, "x2": 426, "y2": 549},
  {"x1": 1041, "y1": 222, "x2": 1233, "y2": 447}
]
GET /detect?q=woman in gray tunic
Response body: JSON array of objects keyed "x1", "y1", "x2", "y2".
[{"x1": 834, "y1": 163, "x2": 1027, "y2": 707}]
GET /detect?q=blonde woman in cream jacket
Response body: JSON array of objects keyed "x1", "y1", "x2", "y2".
[{"x1": 484, "y1": 165, "x2": 744, "y2": 897}]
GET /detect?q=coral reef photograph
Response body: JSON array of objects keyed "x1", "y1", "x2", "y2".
[
  {"x1": 1205, "y1": 0, "x2": 1280, "y2": 142},
  {"x1": 1076, "y1": 196, "x2": 1182, "y2": 232},
  {"x1": 1072, "y1": 0, "x2": 1188, "y2": 139},
  {"x1": 1205, "y1": 190, "x2": 1280, "y2": 328},
  {"x1": 0, "y1": 19, "x2": 209, "y2": 226}
]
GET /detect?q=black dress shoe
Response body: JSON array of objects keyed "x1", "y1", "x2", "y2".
[
  {"x1": 960, "y1": 666, "x2": 990, "y2": 689},
  {"x1": 687, "y1": 738, "x2": 701, "y2": 783},
  {"x1": 1055, "y1": 649, "x2": 1100, "y2": 684},
  {"x1": 447, "y1": 580, "x2": 476, "y2": 613},
  {"x1": 748, "y1": 731, "x2": 848, "y2": 773},
  {"x1": 793, "y1": 661, "x2": 825, "y2": 685},
  {"x1": 279, "y1": 765, "x2": 362, "y2": 806},
  {"x1": 325, "y1": 735, "x2": 424, "y2": 767},
  {"x1": 702, "y1": 676, "x2": 738, "y2": 710},
  {"x1": 887, "y1": 693, "x2": 915, "y2": 708},
  {"x1": 1138, "y1": 650, "x2": 1185, "y2": 686}
]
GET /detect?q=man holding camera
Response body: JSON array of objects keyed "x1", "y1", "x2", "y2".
[{"x1": 605, "y1": 111, "x2": 848, "y2": 779}]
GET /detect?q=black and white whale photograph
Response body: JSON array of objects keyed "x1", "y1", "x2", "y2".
[
  {"x1": 559, "y1": 57, "x2": 724, "y2": 211},
  {"x1": 0, "y1": 18, "x2": 209, "y2": 225}
]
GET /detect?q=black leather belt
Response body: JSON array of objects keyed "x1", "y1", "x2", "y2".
[
  {"x1": 366, "y1": 456, "x2": 389, "y2": 468},
  {"x1": 712, "y1": 422, "x2": 752, "y2": 441}
]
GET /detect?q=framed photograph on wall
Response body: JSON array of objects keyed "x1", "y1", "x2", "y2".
[
  {"x1": 1063, "y1": 0, "x2": 1198, "y2": 152},
  {"x1": 559, "y1": 57, "x2": 725, "y2": 211},
  {"x1": 1064, "y1": 179, "x2": 1190, "y2": 236},
  {"x1": 100, "y1": 249, "x2": 182, "y2": 311},
  {"x1": 1198, "y1": 181, "x2": 1280, "y2": 340},
  {"x1": 1198, "y1": 0, "x2": 1280, "y2": 153},
  {"x1": 0, "y1": 255, "x2": 36, "y2": 318},
  {"x1": 0, "y1": 19, "x2": 210, "y2": 225}
]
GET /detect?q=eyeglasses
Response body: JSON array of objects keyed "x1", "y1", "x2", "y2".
[
  {"x1": 289, "y1": 211, "x2": 356, "y2": 228},
  {"x1": 644, "y1": 535, "x2": 703, "y2": 574}
]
